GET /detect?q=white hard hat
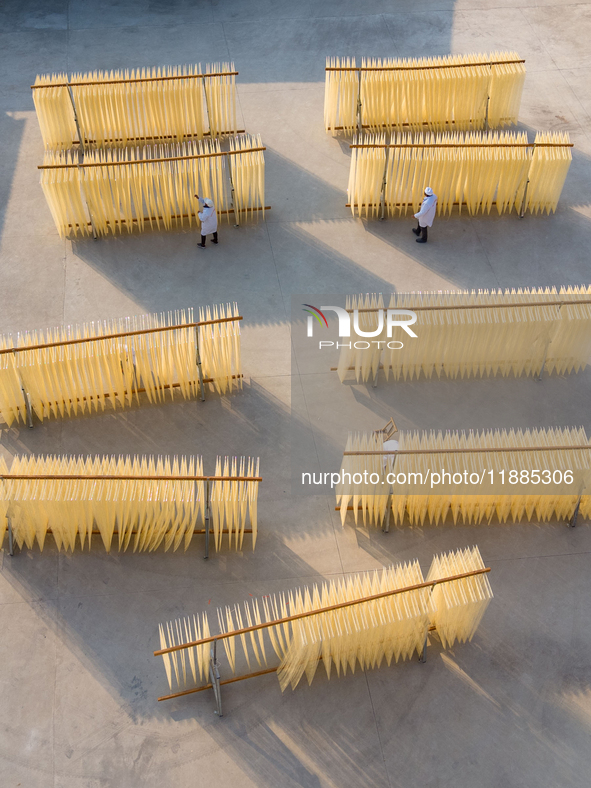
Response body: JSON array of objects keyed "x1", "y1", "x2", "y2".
[
  {"x1": 204, "y1": 198, "x2": 214, "y2": 208},
  {"x1": 424, "y1": 187, "x2": 433, "y2": 196}
]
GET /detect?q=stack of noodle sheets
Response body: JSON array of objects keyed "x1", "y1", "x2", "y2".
[
  {"x1": 32, "y1": 63, "x2": 237, "y2": 150},
  {"x1": 348, "y1": 131, "x2": 571, "y2": 218},
  {"x1": 325, "y1": 52, "x2": 525, "y2": 133},
  {"x1": 0, "y1": 304, "x2": 241, "y2": 427},
  {"x1": 158, "y1": 546, "x2": 492, "y2": 693},
  {"x1": 41, "y1": 137, "x2": 231, "y2": 238},
  {"x1": 336, "y1": 426, "x2": 591, "y2": 528},
  {"x1": 336, "y1": 288, "x2": 591, "y2": 384},
  {"x1": 0, "y1": 453, "x2": 260, "y2": 553}
]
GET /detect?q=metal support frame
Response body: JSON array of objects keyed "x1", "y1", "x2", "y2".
[
  {"x1": 204, "y1": 479, "x2": 211, "y2": 560},
  {"x1": 195, "y1": 326, "x2": 206, "y2": 401},
  {"x1": 569, "y1": 496, "x2": 581, "y2": 528},
  {"x1": 372, "y1": 365, "x2": 380, "y2": 388},
  {"x1": 209, "y1": 639, "x2": 223, "y2": 716},
  {"x1": 67, "y1": 85, "x2": 98, "y2": 240},
  {"x1": 419, "y1": 629, "x2": 429, "y2": 663},
  {"x1": 227, "y1": 166, "x2": 240, "y2": 227},
  {"x1": 382, "y1": 501, "x2": 391, "y2": 533},
  {"x1": 22, "y1": 388, "x2": 33, "y2": 428},
  {"x1": 356, "y1": 70, "x2": 363, "y2": 136},
  {"x1": 7, "y1": 521, "x2": 14, "y2": 556}
]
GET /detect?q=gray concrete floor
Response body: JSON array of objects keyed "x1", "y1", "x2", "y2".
[{"x1": 1, "y1": 1, "x2": 591, "y2": 786}]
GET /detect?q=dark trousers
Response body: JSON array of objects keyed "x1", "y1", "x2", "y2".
[
  {"x1": 200, "y1": 231, "x2": 218, "y2": 246},
  {"x1": 416, "y1": 221, "x2": 428, "y2": 241}
]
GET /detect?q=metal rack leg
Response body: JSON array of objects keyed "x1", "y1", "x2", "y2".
[
  {"x1": 569, "y1": 498, "x2": 581, "y2": 528},
  {"x1": 419, "y1": 630, "x2": 428, "y2": 663},
  {"x1": 24, "y1": 390, "x2": 33, "y2": 428},
  {"x1": 204, "y1": 480, "x2": 210, "y2": 560},
  {"x1": 382, "y1": 500, "x2": 391, "y2": 533},
  {"x1": 372, "y1": 366, "x2": 379, "y2": 388},
  {"x1": 195, "y1": 327, "x2": 206, "y2": 402},
  {"x1": 8, "y1": 521, "x2": 14, "y2": 557},
  {"x1": 210, "y1": 640, "x2": 223, "y2": 716}
]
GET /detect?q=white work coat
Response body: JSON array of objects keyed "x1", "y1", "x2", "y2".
[
  {"x1": 198, "y1": 202, "x2": 218, "y2": 235},
  {"x1": 414, "y1": 194, "x2": 438, "y2": 227}
]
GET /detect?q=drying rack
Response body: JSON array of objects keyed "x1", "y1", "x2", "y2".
[
  {"x1": 330, "y1": 297, "x2": 591, "y2": 387},
  {"x1": 2, "y1": 470, "x2": 262, "y2": 560},
  {"x1": 39, "y1": 144, "x2": 270, "y2": 237},
  {"x1": 153, "y1": 564, "x2": 491, "y2": 716},
  {"x1": 336, "y1": 421, "x2": 587, "y2": 531},
  {"x1": 346, "y1": 138, "x2": 573, "y2": 220},
  {"x1": 32, "y1": 68, "x2": 242, "y2": 149},
  {"x1": 0, "y1": 313, "x2": 243, "y2": 428},
  {"x1": 326, "y1": 57, "x2": 526, "y2": 135}
]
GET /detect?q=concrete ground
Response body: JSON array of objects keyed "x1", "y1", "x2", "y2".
[{"x1": 1, "y1": 1, "x2": 591, "y2": 786}]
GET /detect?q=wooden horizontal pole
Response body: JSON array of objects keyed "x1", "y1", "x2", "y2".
[
  {"x1": 346, "y1": 201, "x2": 501, "y2": 208},
  {"x1": 71, "y1": 130, "x2": 246, "y2": 144},
  {"x1": 158, "y1": 666, "x2": 279, "y2": 702},
  {"x1": 153, "y1": 567, "x2": 491, "y2": 655},
  {"x1": 39, "y1": 528, "x2": 253, "y2": 536},
  {"x1": 38, "y1": 147, "x2": 266, "y2": 169},
  {"x1": 0, "y1": 317, "x2": 242, "y2": 355},
  {"x1": 350, "y1": 143, "x2": 573, "y2": 149},
  {"x1": 2, "y1": 475, "x2": 262, "y2": 482},
  {"x1": 344, "y1": 445, "x2": 591, "y2": 455},
  {"x1": 339, "y1": 300, "x2": 591, "y2": 313},
  {"x1": 331, "y1": 119, "x2": 513, "y2": 130},
  {"x1": 326, "y1": 59, "x2": 525, "y2": 72},
  {"x1": 32, "y1": 71, "x2": 239, "y2": 89}
]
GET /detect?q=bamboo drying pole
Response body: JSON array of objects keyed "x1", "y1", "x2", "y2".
[{"x1": 37, "y1": 148, "x2": 267, "y2": 169}]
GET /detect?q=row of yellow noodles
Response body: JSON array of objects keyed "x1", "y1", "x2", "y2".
[
  {"x1": 337, "y1": 427, "x2": 591, "y2": 527},
  {"x1": 33, "y1": 63, "x2": 238, "y2": 150},
  {"x1": 0, "y1": 304, "x2": 241, "y2": 426},
  {"x1": 40, "y1": 134, "x2": 266, "y2": 238},
  {"x1": 336, "y1": 288, "x2": 591, "y2": 383},
  {"x1": 0, "y1": 454, "x2": 260, "y2": 553},
  {"x1": 158, "y1": 546, "x2": 492, "y2": 693},
  {"x1": 347, "y1": 131, "x2": 572, "y2": 218},
  {"x1": 325, "y1": 52, "x2": 526, "y2": 133}
]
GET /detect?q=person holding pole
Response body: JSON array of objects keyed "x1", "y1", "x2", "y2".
[
  {"x1": 412, "y1": 187, "x2": 437, "y2": 244},
  {"x1": 195, "y1": 195, "x2": 218, "y2": 248}
]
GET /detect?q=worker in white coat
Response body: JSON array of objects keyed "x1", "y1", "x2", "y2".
[
  {"x1": 412, "y1": 186, "x2": 437, "y2": 244},
  {"x1": 195, "y1": 195, "x2": 218, "y2": 248}
]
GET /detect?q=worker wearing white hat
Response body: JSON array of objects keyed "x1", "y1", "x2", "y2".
[
  {"x1": 195, "y1": 195, "x2": 218, "y2": 248},
  {"x1": 412, "y1": 187, "x2": 437, "y2": 244}
]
